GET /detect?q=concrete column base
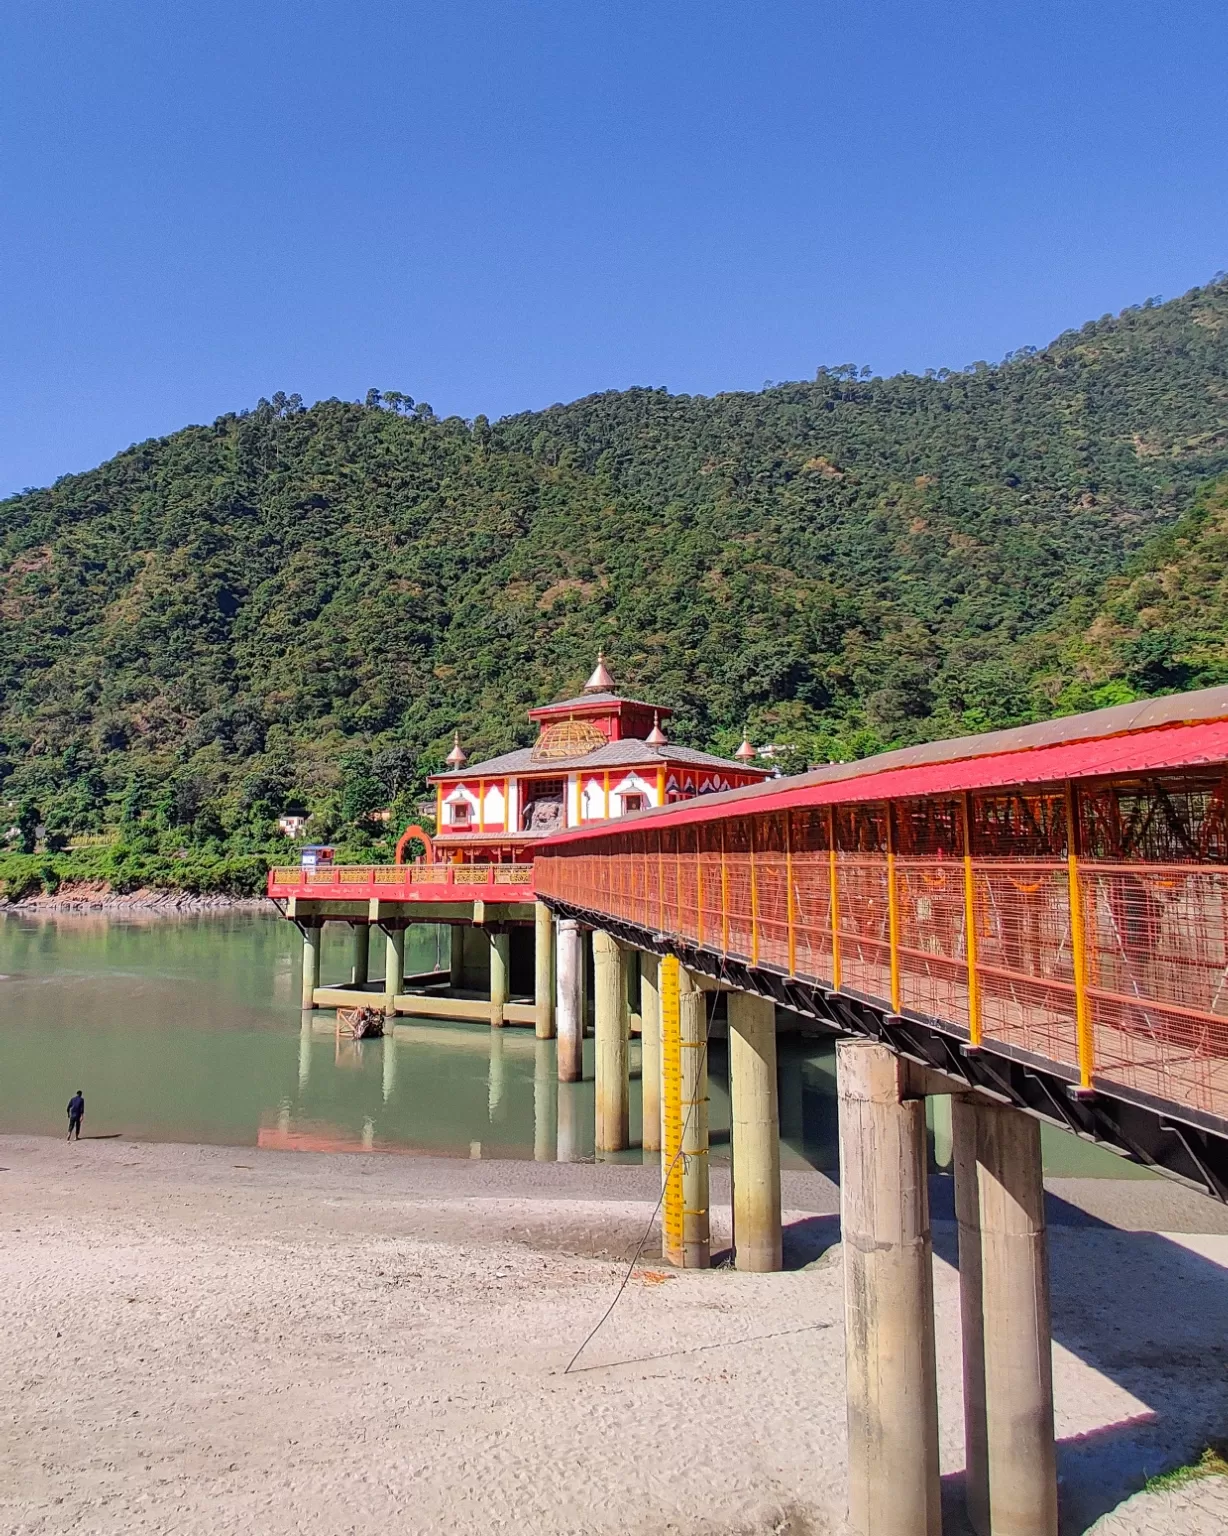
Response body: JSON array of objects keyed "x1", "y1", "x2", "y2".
[
  {"x1": 489, "y1": 930, "x2": 510, "y2": 1028},
  {"x1": 449, "y1": 924, "x2": 465, "y2": 989},
  {"x1": 383, "y1": 927, "x2": 406, "y2": 1016},
  {"x1": 556, "y1": 919, "x2": 584, "y2": 1082},
  {"x1": 534, "y1": 902, "x2": 556, "y2": 1039},
  {"x1": 679, "y1": 966, "x2": 710, "y2": 1268},
  {"x1": 593, "y1": 929, "x2": 629, "y2": 1152},
  {"x1": 954, "y1": 1097, "x2": 1058, "y2": 1536},
  {"x1": 728, "y1": 991, "x2": 781, "y2": 1272},
  {"x1": 836, "y1": 1039, "x2": 941, "y2": 1536},
  {"x1": 301, "y1": 921, "x2": 322, "y2": 1009},
  {"x1": 351, "y1": 922, "x2": 369, "y2": 987}
]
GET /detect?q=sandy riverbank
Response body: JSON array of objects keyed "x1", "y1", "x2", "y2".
[{"x1": 1, "y1": 1135, "x2": 1225, "y2": 1535}]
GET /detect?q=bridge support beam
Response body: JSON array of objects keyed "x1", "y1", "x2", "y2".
[
  {"x1": 301, "y1": 921, "x2": 322, "y2": 1009},
  {"x1": 680, "y1": 966, "x2": 710, "y2": 1267},
  {"x1": 383, "y1": 926, "x2": 406, "y2": 1016},
  {"x1": 535, "y1": 902, "x2": 555, "y2": 1039},
  {"x1": 489, "y1": 929, "x2": 510, "y2": 1028},
  {"x1": 728, "y1": 991, "x2": 781, "y2": 1272},
  {"x1": 954, "y1": 1098, "x2": 1057, "y2": 1536},
  {"x1": 639, "y1": 952, "x2": 662, "y2": 1155},
  {"x1": 556, "y1": 919, "x2": 584, "y2": 1082},
  {"x1": 593, "y1": 930, "x2": 629, "y2": 1152},
  {"x1": 837, "y1": 1039, "x2": 941, "y2": 1536},
  {"x1": 351, "y1": 922, "x2": 370, "y2": 987}
]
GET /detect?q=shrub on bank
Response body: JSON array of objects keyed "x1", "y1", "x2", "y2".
[{"x1": 0, "y1": 847, "x2": 271, "y2": 900}]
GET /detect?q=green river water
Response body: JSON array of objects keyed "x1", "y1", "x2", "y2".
[{"x1": 0, "y1": 910, "x2": 1144, "y2": 1175}]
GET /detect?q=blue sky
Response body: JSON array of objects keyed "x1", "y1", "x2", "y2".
[{"x1": 2, "y1": 1, "x2": 1226, "y2": 495}]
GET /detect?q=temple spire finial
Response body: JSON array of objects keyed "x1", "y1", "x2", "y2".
[
  {"x1": 584, "y1": 649, "x2": 616, "y2": 694},
  {"x1": 735, "y1": 730, "x2": 756, "y2": 763},
  {"x1": 446, "y1": 730, "x2": 468, "y2": 768},
  {"x1": 646, "y1": 710, "x2": 667, "y2": 747}
]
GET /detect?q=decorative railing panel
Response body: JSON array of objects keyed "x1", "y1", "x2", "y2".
[{"x1": 268, "y1": 863, "x2": 534, "y2": 900}]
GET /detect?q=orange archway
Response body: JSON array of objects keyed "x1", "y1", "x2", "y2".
[{"x1": 394, "y1": 824, "x2": 435, "y2": 865}]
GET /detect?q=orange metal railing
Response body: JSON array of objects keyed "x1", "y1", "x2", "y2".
[{"x1": 535, "y1": 834, "x2": 1228, "y2": 1125}]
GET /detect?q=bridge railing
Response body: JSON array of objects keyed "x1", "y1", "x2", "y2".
[
  {"x1": 268, "y1": 863, "x2": 535, "y2": 896},
  {"x1": 535, "y1": 846, "x2": 1228, "y2": 1125}
]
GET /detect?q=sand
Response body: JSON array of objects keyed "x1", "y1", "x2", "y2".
[{"x1": 2, "y1": 1135, "x2": 1226, "y2": 1536}]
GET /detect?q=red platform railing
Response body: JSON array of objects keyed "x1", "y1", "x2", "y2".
[{"x1": 268, "y1": 863, "x2": 535, "y2": 902}]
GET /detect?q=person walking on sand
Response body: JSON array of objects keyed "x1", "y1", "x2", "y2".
[{"x1": 66, "y1": 1090, "x2": 84, "y2": 1141}]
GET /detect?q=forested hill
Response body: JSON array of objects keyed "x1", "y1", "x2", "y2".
[{"x1": 1, "y1": 276, "x2": 1228, "y2": 875}]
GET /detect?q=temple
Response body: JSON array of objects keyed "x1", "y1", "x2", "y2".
[
  {"x1": 428, "y1": 653, "x2": 773, "y2": 861},
  {"x1": 268, "y1": 655, "x2": 772, "y2": 1031}
]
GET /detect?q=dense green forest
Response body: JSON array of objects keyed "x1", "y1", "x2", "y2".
[{"x1": 2, "y1": 277, "x2": 1227, "y2": 894}]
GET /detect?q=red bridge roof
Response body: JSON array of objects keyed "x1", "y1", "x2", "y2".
[{"x1": 538, "y1": 688, "x2": 1228, "y2": 847}]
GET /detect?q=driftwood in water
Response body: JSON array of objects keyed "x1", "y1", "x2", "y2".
[{"x1": 336, "y1": 1006, "x2": 386, "y2": 1039}]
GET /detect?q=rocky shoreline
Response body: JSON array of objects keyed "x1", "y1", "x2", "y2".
[{"x1": 3, "y1": 881, "x2": 269, "y2": 915}]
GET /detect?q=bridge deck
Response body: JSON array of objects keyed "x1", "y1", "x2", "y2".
[{"x1": 531, "y1": 699, "x2": 1228, "y2": 1194}]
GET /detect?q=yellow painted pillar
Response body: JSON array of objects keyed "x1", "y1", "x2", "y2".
[
  {"x1": 837, "y1": 1039, "x2": 941, "y2": 1536},
  {"x1": 384, "y1": 926, "x2": 405, "y2": 1016},
  {"x1": 953, "y1": 1098, "x2": 1057, "y2": 1536},
  {"x1": 556, "y1": 918, "x2": 584, "y2": 1082},
  {"x1": 301, "y1": 921, "x2": 321, "y2": 1009},
  {"x1": 593, "y1": 929, "x2": 629, "y2": 1151},
  {"x1": 534, "y1": 901, "x2": 555, "y2": 1039},
  {"x1": 727, "y1": 990, "x2": 781, "y2": 1272},
  {"x1": 639, "y1": 952, "x2": 662, "y2": 1154},
  {"x1": 1065, "y1": 782, "x2": 1095, "y2": 1088},
  {"x1": 489, "y1": 929, "x2": 510, "y2": 1028},
  {"x1": 679, "y1": 965, "x2": 710, "y2": 1267}
]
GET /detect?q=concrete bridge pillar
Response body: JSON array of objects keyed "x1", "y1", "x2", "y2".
[
  {"x1": 298, "y1": 1009, "x2": 312, "y2": 1088},
  {"x1": 639, "y1": 952, "x2": 662, "y2": 1156},
  {"x1": 489, "y1": 929, "x2": 510, "y2": 1028},
  {"x1": 679, "y1": 966, "x2": 710, "y2": 1267},
  {"x1": 593, "y1": 930, "x2": 630, "y2": 1152},
  {"x1": 727, "y1": 991, "x2": 782, "y2": 1272},
  {"x1": 300, "y1": 921, "x2": 322, "y2": 1010},
  {"x1": 450, "y1": 924, "x2": 466, "y2": 989},
  {"x1": 351, "y1": 922, "x2": 370, "y2": 987},
  {"x1": 556, "y1": 918, "x2": 584, "y2": 1083},
  {"x1": 953, "y1": 1098, "x2": 1058, "y2": 1536},
  {"x1": 383, "y1": 926, "x2": 405, "y2": 1017},
  {"x1": 836, "y1": 1039, "x2": 941, "y2": 1536},
  {"x1": 535, "y1": 902, "x2": 555, "y2": 1039}
]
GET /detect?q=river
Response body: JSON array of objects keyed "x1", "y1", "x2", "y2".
[{"x1": 0, "y1": 910, "x2": 1146, "y2": 1176}]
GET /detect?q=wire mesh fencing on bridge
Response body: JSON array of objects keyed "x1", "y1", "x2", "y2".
[{"x1": 535, "y1": 775, "x2": 1228, "y2": 1125}]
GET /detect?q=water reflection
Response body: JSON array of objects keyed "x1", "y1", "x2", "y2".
[{"x1": 0, "y1": 912, "x2": 1149, "y2": 1177}]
